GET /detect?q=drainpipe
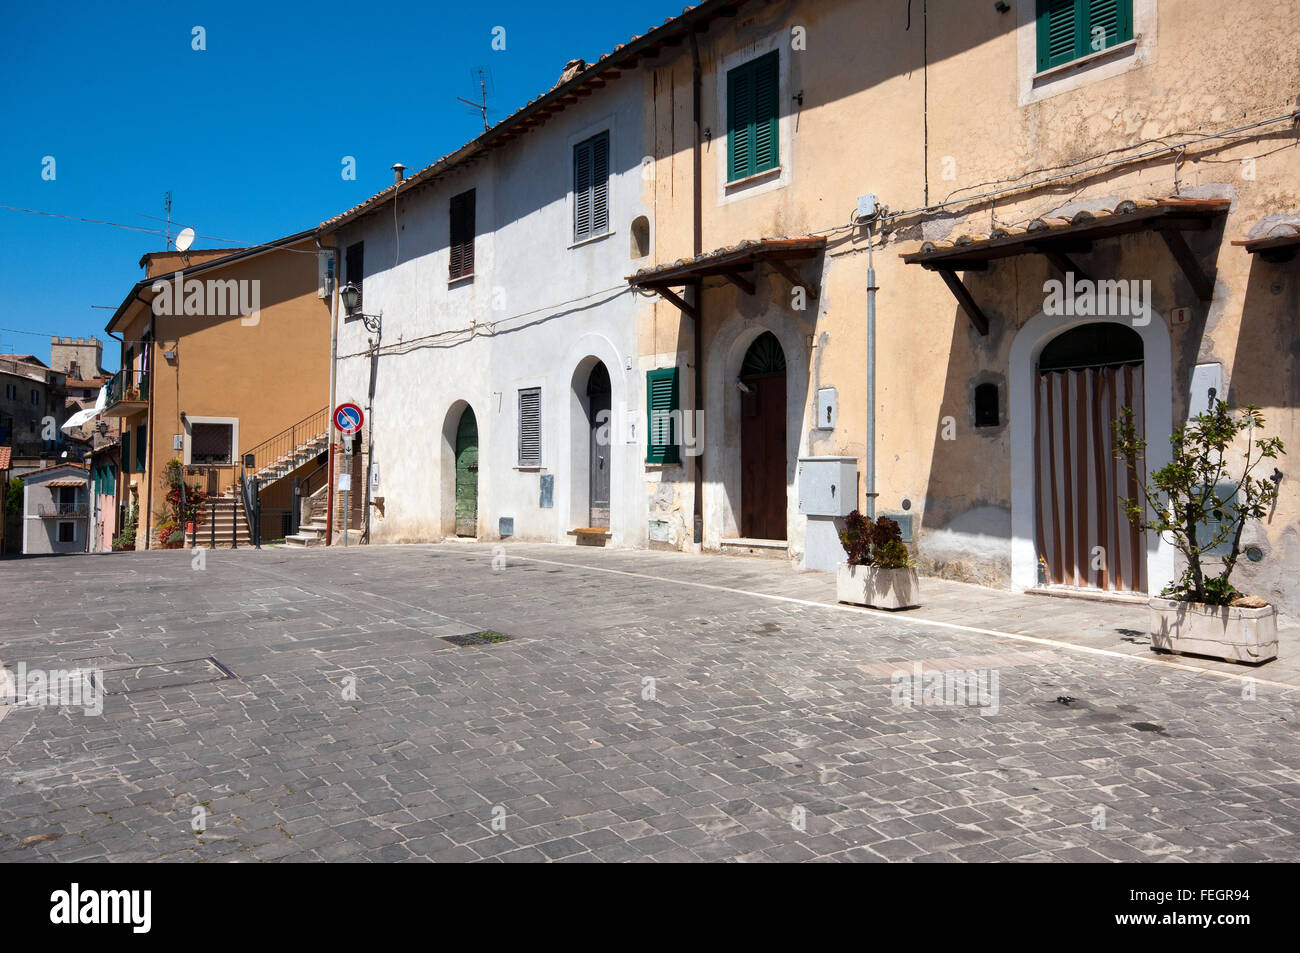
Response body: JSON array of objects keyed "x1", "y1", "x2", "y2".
[
  {"x1": 319, "y1": 237, "x2": 340, "y2": 545},
  {"x1": 143, "y1": 315, "x2": 156, "y2": 549},
  {"x1": 865, "y1": 222, "x2": 877, "y2": 519},
  {"x1": 690, "y1": 33, "x2": 704, "y2": 548}
]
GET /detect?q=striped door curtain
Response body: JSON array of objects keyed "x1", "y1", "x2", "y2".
[{"x1": 1035, "y1": 362, "x2": 1147, "y2": 592}]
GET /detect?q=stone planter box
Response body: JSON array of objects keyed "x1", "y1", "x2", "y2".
[
  {"x1": 836, "y1": 564, "x2": 920, "y2": 610},
  {"x1": 1148, "y1": 598, "x2": 1278, "y2": 664}
]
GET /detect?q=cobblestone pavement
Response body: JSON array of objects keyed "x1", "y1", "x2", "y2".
[{"x1": 2, "y1": 543, "x2": 1298, "y2": 862}]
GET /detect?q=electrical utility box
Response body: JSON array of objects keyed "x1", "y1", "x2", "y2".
[
  {"x1": 798, "y1": 456, "x2": 858, "y2": 572},
  {"x1": 797, "y1": 456, "x2": 858, "y2": 517}
]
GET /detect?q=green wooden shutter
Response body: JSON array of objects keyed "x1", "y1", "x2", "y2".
[
  {"x1": 1036, "y1": 0, "x2": 1132, "y2": 71},
  {"x1": 1037, "y1": 0, "x2": 1081, "y2": 71},
  {"x1": 121, "y1": 430, "x2": 131, "y2": 474},
  {"x1": 646, "y1": 368, "x2": 680, "y2": 465},
  {"x1": 1086, "y1": 0, "x2": 1132, "y2": 52},
  {"x1": 136, "y1": 422, "x2": 147, "y2": 471},
  {"x1": 753, "y1": 52, "x2": 779, "y2": 174},
  {"x1": 727, "y1": 51, "x2": 779, "y2": 181}
]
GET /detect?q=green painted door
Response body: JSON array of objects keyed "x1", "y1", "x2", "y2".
[{"x1": 454, "y1": 408, "x2": 478, "y2": 537}]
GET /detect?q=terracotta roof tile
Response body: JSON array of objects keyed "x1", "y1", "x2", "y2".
[{"x1": 901, "y1": 196, "x2": 1231, "y2": 263}]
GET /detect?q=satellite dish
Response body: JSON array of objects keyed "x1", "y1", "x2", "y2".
[{"x1": 175, "y1": 227, "x2": 195, "y2": 252}]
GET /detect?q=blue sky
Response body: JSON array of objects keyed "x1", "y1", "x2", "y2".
[{"x1": 0, "y1": 0, "x2": 684, "y2": 370}]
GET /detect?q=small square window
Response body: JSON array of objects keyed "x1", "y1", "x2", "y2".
[
  {"x1": 191, "y1": 422, "x2": 233, "y2": 465},
  {"x1": 57, "y1": 521, "x2": 75, "y2": 543}
]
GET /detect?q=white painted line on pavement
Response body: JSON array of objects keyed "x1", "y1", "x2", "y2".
[{"x1": 511, "y1": 553, "x2": 1299, "y2": 696}]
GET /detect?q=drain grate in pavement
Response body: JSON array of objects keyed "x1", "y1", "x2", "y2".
[
  {"x1": 440, "y1": 631, "x2": 514, "y2": 647},
  {"x1": 92, "y1": 656, "x2": 236, "y2": 696}
]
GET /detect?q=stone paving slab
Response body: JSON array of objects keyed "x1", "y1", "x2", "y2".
[{"x1": 1, "y1": 542, "x2": 1298, "y2": 862}]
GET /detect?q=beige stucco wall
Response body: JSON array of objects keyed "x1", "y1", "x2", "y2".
[
  {"x1": 109, "y1": 239, "x2": 331, "y2": 547},
  {"x1": 638, "y1": 0, "x2": 1299, "y2": 614}
]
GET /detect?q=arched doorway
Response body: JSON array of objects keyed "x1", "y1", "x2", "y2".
[
  {"x1": 1034, "y1": 322, "x2": 1146, "y2": 591},
  {"x1": 454, "y1": 407, "x2": 478, "y2": 537},
  {"x1": 739, "y1": 331, "x2": 787, "y2": 540},
  {"x1": 586, "y1": 362, "x2": 611, "y2": 528}
]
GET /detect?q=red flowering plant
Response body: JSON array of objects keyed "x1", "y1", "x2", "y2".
[{"x1": 161, "y1": 458, "x2": 207, "y2": 533}]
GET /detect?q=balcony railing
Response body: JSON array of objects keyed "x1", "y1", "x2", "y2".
[
  {"x1": 103, "y1": 368, "x2": 149, "y2": 415},
  {"x1": 38, "y1": 503, "x2": 88, "y2": 518}
]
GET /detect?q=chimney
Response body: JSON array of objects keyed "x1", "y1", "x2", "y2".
[{"x1": 392, "y1": 163, "x2": 407, "y2": 184}]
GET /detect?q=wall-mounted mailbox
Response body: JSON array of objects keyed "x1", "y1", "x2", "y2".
[{"x1": 797, "y1": 456, "x2": 857, "y2": 517}]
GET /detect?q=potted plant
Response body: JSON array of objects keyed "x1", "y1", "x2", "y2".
[
  {"x1": 1114, "y1": 400, "x2": 1285, "y2": 664},
  {"x1": 156, "y1": 519, "x2": 185, "y2": 549},
  {"x1": 163, "y1": 458, "x2": 206, "y2": 539},
  {"x1": 112, "y1": 500, "x2": 137, "y2": 551},
  {"x1": 836, "y1": 511, "x2": 920, "y2": 610}
]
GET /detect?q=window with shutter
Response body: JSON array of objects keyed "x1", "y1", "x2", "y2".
[
  {"x1": 345, "y1": 242, "x2": 364, "y2": 306},
  {"x1": 518, "y1": 387, "x2": 541, "y2": 467},
  {"x1": 121, "y1": 430, "x2": 131, "y2": 474},
  {"x1": 645, "y1": 368, "x2": 680, "y2": 465},
  {"x1": 1035, "y1": 0, "x2": 1133, "y2": 72},
  {"x1": 449, "y1": 189, "x2": 476, "y2": 280},
  {"x1": 727, "y1": 51, "x2": 779, "y2": 182},
  {"x1": 573, "y1": 132, "x2": 610, "y2": 243},
  {"x1": 135, "y1": 422, "x2": 147, "y2": 471}
]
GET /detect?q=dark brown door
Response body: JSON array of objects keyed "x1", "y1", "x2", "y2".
[{"x1": 740, "y1": 332, "x2": 787, "y2": 540}]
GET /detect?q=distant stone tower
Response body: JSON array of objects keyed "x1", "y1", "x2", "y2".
[{"x1": 49, "y1": 336, "x2": 106, "y2": 380}]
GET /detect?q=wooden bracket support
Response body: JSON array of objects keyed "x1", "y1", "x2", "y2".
[
  {"x1": 769, "y1": 259, "x2": 817, "y2": 299},
  {"x1": 1158, "y1": 228, "x2": 1215, "y2": 301},
  {"x1": 722, "y1": 270, "x2": 756, "y2": 296},
  {"x1": 652, "y1": 286, "x2": 697, "y2": 319},
  {"x1": 935, "y1": 268, "x2": 991, "y2": 336}
]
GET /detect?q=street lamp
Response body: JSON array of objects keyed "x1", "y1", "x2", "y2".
[{"x1": 340, "y1": 282, "x2": 381, "y2": 333}]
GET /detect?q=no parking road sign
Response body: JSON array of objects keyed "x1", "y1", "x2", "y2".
[{"x1": 334, "y1": 402, "x2": 364, "y2": 435}]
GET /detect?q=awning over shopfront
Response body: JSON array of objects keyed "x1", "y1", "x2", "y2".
[
  {"x1": 901, "y1": 197, "x2": 1231, "y2": 335},
  {"x1": 628, "y1": 237, "x2": 826, "y2": 317},
  {"x1": 1232, "y1": 223, "x2": 1300, "y2": 262}
]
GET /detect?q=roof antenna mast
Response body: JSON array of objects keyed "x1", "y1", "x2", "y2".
[{"x1": 457, "y1": 68, "x2": 491, "y2": 132}]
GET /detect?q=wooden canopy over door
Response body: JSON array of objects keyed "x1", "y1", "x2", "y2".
[{"x1": 740, "y1": 332, "x2": 787, "y2": 541}]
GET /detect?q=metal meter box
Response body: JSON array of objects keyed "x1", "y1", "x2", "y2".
[{"x1": 797, "y1": 456, "x2": 857, "y2": 517}]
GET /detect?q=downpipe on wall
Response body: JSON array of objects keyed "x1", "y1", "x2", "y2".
[
  {"x1": 865, "y1": 221, "x2": 877, "y2": 520},
  {"x1": 318, "y1": 238, "x2": 339, "y2": 546}
]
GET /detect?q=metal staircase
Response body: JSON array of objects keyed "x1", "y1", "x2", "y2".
[{"x1": 243, "y1": 407, "x2": 330, "y2": 486}]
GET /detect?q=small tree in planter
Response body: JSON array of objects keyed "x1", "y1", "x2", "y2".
[
  {"x1": 1114, "y1": 400, "x2": 1285, "y2": 663},
  {"x1": 836, "y1": 511, "x2": 920, "y2": 610}
]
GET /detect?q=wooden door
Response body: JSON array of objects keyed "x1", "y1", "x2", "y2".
[
  {"x1": 454, "y1": 409, "x2": 478, "y2": 537},
  {"x1": 740, "y1": 375, "x2": 787, "y2": 540},
  {"x1": 587, "y1": 363, "x2": 611, "y2": 528}
]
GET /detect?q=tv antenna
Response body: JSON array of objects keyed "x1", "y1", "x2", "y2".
[{"x1": 457, "y1": 67, "x2": 493, "y2": 132}]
